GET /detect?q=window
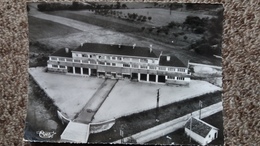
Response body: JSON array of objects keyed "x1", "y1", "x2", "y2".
[
  {"x1": 89, "y1": 55, "x2": 92, "y2": 58},
  {"x1": 89, "y1": 60, "x2": 96, "y2": 64},
  {"x1": 59, "y1": 65, "x2": 65, "y2": 68},
  {"x1": 140, "y1": 65, "x2": 147, "y2": 69},
  {"x1": 177, "y1": 77, "x2": 184, "y2": 80},
  {"x1": 140, "y1": 59, "x2": 147, "y2": 63},
  {"x1": 66, "y1": 58, "x2": 72, "y2": 62},
  {"x1": 99, "y1": 61, "x2": 105, "y2": 65},
  {"x1": 106, "y1": 72, "x2": 111, "y2": 75},
  {"x1": 132, "y1": 64, "x2": 139, "y2": 68},
  {"x1": 149, "y1": 66, "x2": 156, "y2": 70},
  {"x1": 178, "y1": 68, "x2": 186, "y2": 72},
  {"x1": 74, "y1": 59, "x2": 80, "y2": 63},
  {"x1": 159, "y1": 67, "x2": 166, "y2": 70},
  {"x1": 168, "y1": 68, "x2": 175, "y2": 71},
  {"x1": 167, "y1": 76, "x2": 175, "y2": 79},
  {"x1": 82, "y1": 60, "x2": 88, "y2": 63},
  {"x1": 118, "y1": 57, "x2": 122, "y2": 60},
  {"x1": 132, "y1": 58, "x2": 139, "y2": 62},
  {"x1": 111, "y1": 56, "x2": 116, "y2": 60},
  {"x1": 82, "y1": 54, "x2": 88, "y2": 57},
  {"x1": 106, "y1": 62, "x2": 111, "y2": 66},
  {"x1": 51, "y1": 57, "x2": 57, "y2": 60},
  {"x1": 112, "y1": 63, "x2": 116, "y2": 66},
  {"x1": 123, "y1": 64, "x2": 130, "y2": 67},
  {"x1": 52, "y1": 65, "x2": 58, "y2": 68},
  {"x1": 124, "y1": 57, "x2": 130, "y2": 61},
  {"x1": 59, "y1": 58, "x2": 65, "y2": 61}
]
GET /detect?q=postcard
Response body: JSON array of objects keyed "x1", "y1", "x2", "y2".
[{"x1": 24, "y1": 2, "x2": 224, "y2": 145}]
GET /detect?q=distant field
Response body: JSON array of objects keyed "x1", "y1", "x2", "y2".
[
  {"x1": 28, "y1": 16, "x2": 82, "y2": 41},
  {"x1": 116, "y1": 8, "x2": 215, "y2": 26}
]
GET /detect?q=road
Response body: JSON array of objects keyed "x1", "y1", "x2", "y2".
[{"x1": 113, "y1": 102, "x2": 223, "y2": 144}]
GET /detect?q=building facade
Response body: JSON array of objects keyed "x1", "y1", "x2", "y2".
[
  {"x1": 47, "y1": 43, "x2": 191, "y2": 85},
  {"x1": 185, "y1": 117, "x2": 219, "y2": 145}
]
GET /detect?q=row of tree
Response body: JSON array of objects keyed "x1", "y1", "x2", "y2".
[{"x1": 37, "y1": 2, "x2": 128, "y2": 11}]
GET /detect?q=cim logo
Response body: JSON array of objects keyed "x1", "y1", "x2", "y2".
[{"x1": 36, "y1": 130, "x2": 56, "y2": 139}]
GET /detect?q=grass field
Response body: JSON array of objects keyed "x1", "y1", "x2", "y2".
[
  {"x1": 28, "y1": 16, "x2": 82, "y2": 41},
  {"x1": 117, "y1": 8, "x2": 215, "y2": 26}
]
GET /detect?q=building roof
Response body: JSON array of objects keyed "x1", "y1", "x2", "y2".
[
  {"x1": 185, "y1": 117, "x2": 218, "y2": 138},
  {"x1": 159, "y1": 55, "x2": 187, "y2": 67},
  {"x1": 51, "y1": 48, "x2": 72, "y2": 58},
  {"x1": 73, "y1": 43, "x2": 158, "y2": 58}
]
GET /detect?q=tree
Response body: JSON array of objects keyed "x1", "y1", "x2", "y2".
[
  {"x1": 141, "y1": 27, "x2": 145, "y2": 31},
  {"x1": 183, "y1": 35, "x2": 188, "y2": 40},
  {"x1": 142, "y1": 16, "x2": 147, "y2": 22},
  {"x1": 148, "y1": 27, "x2": 154, "y2": 33},
  {"x1": 167, "y1": 21, "x2": 175, "y2": 28},
  {"x1": 116, "y1": 2, "x2": 121, "y2": 9},
  {"x1": 122, "y1": 4, "x2": 127, "y2": 9}
]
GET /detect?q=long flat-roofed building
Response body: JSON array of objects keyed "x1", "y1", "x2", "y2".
[{"x1": 47, "y1": 43, "x2": 191, "y2": 85}]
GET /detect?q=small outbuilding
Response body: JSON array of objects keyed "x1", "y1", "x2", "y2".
[{"x1": 185, "y1": 117, "x2": 218, "y2": 145}]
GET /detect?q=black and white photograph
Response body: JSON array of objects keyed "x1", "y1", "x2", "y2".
[{"x1": 24, "y1": 2, "x2": 224, "y2": 145}]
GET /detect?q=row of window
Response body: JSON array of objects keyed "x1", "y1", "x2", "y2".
[
  {"x1": 52, "y1": 65, "x2": 66, "y2": 68},
  {"x1": 50, "y1": 57, "x2": 186, "y2": 72},
  {"x1": 51, "y1": 64, "x2": 186, "y2": 81},
  {"x1": 167, "y1": 76, "x2": 185, "y2": 80},
  {"x1": 52, "y1": 55, "x2": 159, "y2": 64}
]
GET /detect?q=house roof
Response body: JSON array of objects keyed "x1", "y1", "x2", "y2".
[
  {"x1": 51, "y1": 48, "x2": 72, "y2": 58},
  {"x1": 159, "y1": 55, "x2": 187, "y2": 67},
  {"x1": 185, "y1": 117, "x2": 218, "y2": 138},
  {"x1": 73, "y1": 43, "x2": 158, "y2": 58}
]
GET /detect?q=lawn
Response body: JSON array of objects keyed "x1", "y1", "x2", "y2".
[{"x1": 28, "y1": 16, "x2": 82, "y2": 41}]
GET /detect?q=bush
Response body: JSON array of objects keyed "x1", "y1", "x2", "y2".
[
  {"x1": 194, "y1": 26, "x2": 205, "y2": 34},
  {"x1": 167, "y1": 21, "x2": 175, "y2": 28},
  {"x1": 183, "y1": 35, "x2": 188, "y2": 40}
]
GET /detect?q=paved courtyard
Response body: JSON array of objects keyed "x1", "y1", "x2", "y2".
[{"x1": 29, "y1": 67, "x2": 221, "y2": 123}]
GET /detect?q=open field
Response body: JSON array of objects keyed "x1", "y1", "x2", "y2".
[
  {"x1": 116, "y1": 8, "x2": 215, "y2": 26},
  {"x1": 28, "y1": 16, "x2": 82, "y2": 41}
]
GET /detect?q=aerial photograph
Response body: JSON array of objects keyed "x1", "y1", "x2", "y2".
[{"x1": 24, "y1": 2, "x2": 224, "y2": 145}]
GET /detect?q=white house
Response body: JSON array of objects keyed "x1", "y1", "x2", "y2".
[{"x1": 185, "y1": 117, "x2": 218, "y2": 145}]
